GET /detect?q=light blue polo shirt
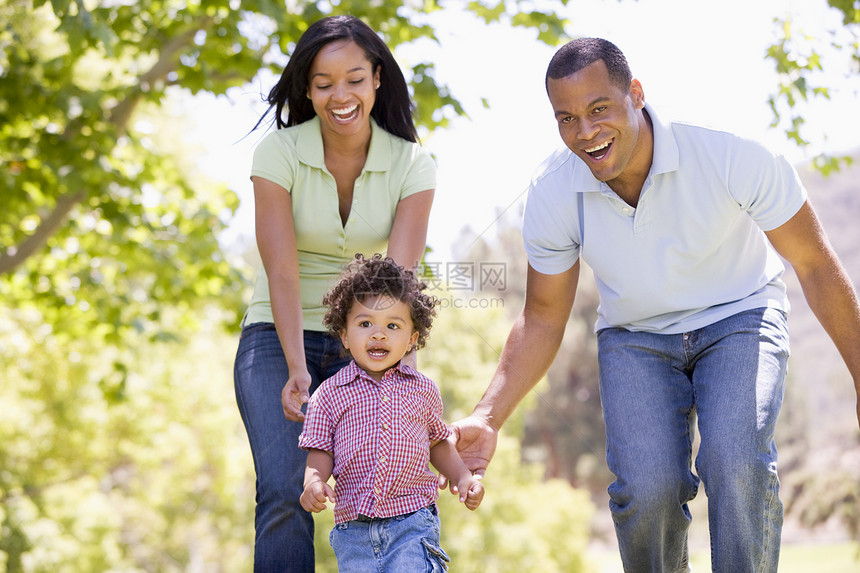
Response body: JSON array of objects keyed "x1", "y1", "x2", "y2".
[{"x1": 522, "y1": 103, "x2": 807, "y2": 334}]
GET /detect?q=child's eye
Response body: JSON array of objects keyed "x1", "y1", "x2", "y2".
[
  {"x1": 387, "y1": 323, "x2": 400, "y2": 330},
  {"x1": 359, "y1": 320, "x2": 371, "y2": 328}
]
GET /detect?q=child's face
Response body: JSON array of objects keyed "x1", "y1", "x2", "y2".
[{"x1": 340, "y1": 295, "x2": 419, "y2": 381}]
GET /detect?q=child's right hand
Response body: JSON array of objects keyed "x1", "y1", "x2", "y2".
[{"x1": 300, "y1": 481, "x2": 335, "y2": 513}]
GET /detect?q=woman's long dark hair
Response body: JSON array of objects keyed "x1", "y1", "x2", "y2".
[{"x1": 255, "y1": 15, "x2": 418, "y2": 143}]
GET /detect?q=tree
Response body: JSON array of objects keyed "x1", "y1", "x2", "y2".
[
  {"x1": 0, "y1": 0, "x2": 569, "y2": 357},
  {"x1": 0, "y1": 279, "x2": 596, "y2": 571},
  {"x1": 765, "y1": 0, "x2": 860, "y2": 174}
]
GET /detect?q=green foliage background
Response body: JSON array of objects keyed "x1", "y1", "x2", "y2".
[{"x1": 2, "y1": 0, "x2": 859, "y2": 570}]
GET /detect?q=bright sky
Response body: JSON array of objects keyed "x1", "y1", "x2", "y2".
[{"x1": 188, "y1": 0, "x2": 860, "y2": 261}]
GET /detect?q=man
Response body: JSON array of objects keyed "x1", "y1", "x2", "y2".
[{"x1": 451, "y1": 38, "x2": 860, "y2": 572}]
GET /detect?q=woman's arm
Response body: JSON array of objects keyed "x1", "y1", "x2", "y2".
[
  {"x1": 253, "y1": 175, "x2": 313, "y2": 421},
  {"x1": 388, "y1": 188, "x2": 434, "y2": 368},
  {"x1": 386, "y1": 189, "x2": 435, "y2": 270}
]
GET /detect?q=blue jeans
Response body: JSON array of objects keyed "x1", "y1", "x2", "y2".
[
  {"x1": 596, "y1": 308, "x2": 789, "y2": 573},
  {"x1": 234, "y1": 324, "x2": 351, "y2": 572},
  {"x1": 329, "y1": 506, "x2": 450, "y2": 572}
]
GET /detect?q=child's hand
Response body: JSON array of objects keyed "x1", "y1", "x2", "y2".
[
  {"x1": 300, "y1": 480, "x2": 335, "y2": 513},
  {"x1": 454, "y1": 475, "x2": 485, "y2": 511}
]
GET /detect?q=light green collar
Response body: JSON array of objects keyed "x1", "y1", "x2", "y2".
[{"x1": 295, "y1": 115, "x2": 392, "y2": 172}]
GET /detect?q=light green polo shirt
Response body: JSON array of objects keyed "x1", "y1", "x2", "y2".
[{"x1": 243, "y1": 116, "x2": 436, "y2": 331}]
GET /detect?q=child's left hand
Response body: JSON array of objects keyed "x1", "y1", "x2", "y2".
[{"x1": 454, "y1": 475, "x2": 484, "y2": 511}]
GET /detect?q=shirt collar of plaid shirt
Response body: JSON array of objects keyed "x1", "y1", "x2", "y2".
[{"x1": 334, "y1": 359, "x2": 418, "y2": 386}]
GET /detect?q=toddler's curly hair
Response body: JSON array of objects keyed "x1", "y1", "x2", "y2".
[{"x1": 323, "y1": 254, "x2": 439, "y2": 352}]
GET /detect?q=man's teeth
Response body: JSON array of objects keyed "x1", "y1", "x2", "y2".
[
  {"x1": 585, "y1": 141, "x2": 610, "y2": 154},
  {"x1": 333, "y1": 105, "x2": 358, "y2": 117}
]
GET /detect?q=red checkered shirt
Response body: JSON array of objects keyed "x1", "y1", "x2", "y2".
[{"x1": 298, "y1": 360, "x2": 451, "y2": 524}]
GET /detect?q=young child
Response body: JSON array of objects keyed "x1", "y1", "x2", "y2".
[{"x1": 298, "y1": 253, "x2": 484, "y2": 571}]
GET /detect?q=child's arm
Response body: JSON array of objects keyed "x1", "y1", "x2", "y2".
[
  {"x1": 430, "y1": 439, "x2": 485, "y2": 510},
  {"x1": 300, "y1": 449, "x2": 335, "y2": 513}
]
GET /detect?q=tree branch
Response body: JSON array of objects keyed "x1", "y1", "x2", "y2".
[
  {"x1": 110, "y1": 19, "x2": 215, "y2": 136},
  {"x1": 2, "y1": 19, "x2": 218, "y2": 277},
  {"x1": 0, "y1": 190, "x2": 86, "y2": 276}
]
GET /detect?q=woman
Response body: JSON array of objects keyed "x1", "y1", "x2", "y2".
[{"x1": 233, "y1": 15, "x2": 435, "y2": 572}]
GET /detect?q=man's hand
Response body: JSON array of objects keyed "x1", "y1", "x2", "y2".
[
  {"x1": 281, "y1": 371, "x2": 313, "y2": 422},
  {"x1": 438, "y1": 415, "x2": 498, "y2": 493},
  {"x1": 300, "y1": 480, "x2": 335, "y2": 513}
]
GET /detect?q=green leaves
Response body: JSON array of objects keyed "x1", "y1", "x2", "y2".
[
  {"x1": 766, "y1": 3, "x2": 858, "y2": 173},
  {"x1": 1, "y1": 0, "x2": 568, "y2": 356}
]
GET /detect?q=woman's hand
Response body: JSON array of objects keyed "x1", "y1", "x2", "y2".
[{"x1": 282, "y1": 370, "x2": 313, "y2": 422}]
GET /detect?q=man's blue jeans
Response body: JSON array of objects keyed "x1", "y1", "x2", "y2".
[
  {"x1": 597, "y1": 308, "x2": 789, "y2": 573},
  {"x1": 234, "y1": 324, "x2": 351, "y2": 572}
]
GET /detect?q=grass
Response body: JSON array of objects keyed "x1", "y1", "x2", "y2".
[{"x1": 588, "y1": 542, "x2": 860, "y2": 572}]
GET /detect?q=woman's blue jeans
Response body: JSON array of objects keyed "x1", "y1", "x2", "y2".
[
  {"x1": 596, "y1": 308, "x2": 789, "y2": 573},
  {"x1": 234, "y1": 323, "x2": 351, "y2": 572}
]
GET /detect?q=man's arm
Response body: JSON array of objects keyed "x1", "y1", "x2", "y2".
[
  {"x1": 451, "y1": 260, "x2": 580, "y2": 476},
  {"x1": 765, "y1": 200, "x2": 860, "y2": 425}
]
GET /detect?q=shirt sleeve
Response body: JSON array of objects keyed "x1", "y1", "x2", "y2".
[
  {"x1": 425, "y1": 381, "x2": 451, "y2": 443},
  {"x1": 522, "y1": 179, "x2": 582, "y2": 275},
  {"x1": 727, "y1": 135, "x2": 808, "y2": 231},
  {"x1": 400, "y1": 148, "x2": 437, "y2": 200},
  {"x1": 250, "y1": 130, "x2": 297, "y2": 193},
  {"x1": 298, "y1": 387, "x2": 335, "y2": 452}
]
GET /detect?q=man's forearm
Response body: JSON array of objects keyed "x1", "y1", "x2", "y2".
[{"x1": 473, "y1": 309, "x2": 567, "y2": 431}]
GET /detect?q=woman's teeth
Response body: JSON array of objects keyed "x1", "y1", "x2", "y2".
[{"x1": 332, "y1": 105, "x2": 358, "y2": 120}]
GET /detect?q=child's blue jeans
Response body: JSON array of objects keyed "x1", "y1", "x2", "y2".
[{"x1": 330, "y1": 505, "x2": 450, "y2": 572}]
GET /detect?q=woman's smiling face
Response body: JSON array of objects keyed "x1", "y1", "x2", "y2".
[{"x1": 307, "y1": 39, "x2": 380, "y2": 141}]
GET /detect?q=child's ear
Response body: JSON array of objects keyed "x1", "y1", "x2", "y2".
[
  {"x1": 408, "y1": 330, "x2": 419, "y2": 351},
  {"x1": 340, "y1": 329, "x2": 349, "y2": 350}
]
